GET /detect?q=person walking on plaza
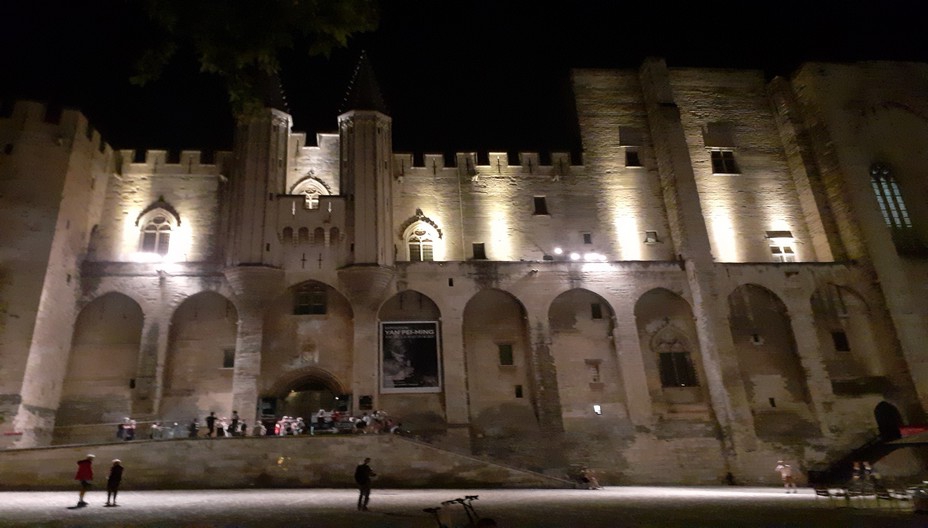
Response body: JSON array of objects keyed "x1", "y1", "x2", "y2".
[
  {"x1": 74, "y1": 454, "x2": 95, "y2": 507},
  {"x1": 354, "y1": 457, "x2": 377, "y2": 511},
  {"x1": 105, "y1": 459, "x2": 124, "y2": 507},
  {"x1": 775, "y1": 460, "x2": 797, "y2": 493}
]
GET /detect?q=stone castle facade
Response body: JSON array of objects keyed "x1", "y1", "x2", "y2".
[{"x1": 1, "y1": 57, "x2": 927, "y2": 484}]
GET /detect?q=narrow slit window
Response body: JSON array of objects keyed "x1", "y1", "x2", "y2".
[
  {"x1": 472, "y1": 243, "x2": 487, "y2": 260},
  {"x1": 222, "y1": 349, "x2": 235, "y2": 369},
  {"x1": 831, "y1": 331, "x2": 851, "y2": 352}
]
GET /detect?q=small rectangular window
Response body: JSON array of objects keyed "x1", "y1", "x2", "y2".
[
  {"x1": 831, "y1": 331, "x2": 851, "y2": 352},
  {"x1": 533, "y1": 196, "x2": 549, "y2": 215},
  {"x1": 587, "y1": 361, "x2": 601, "y2": 383},
  {"x1": 644, "y1": 231, "x2": 659, "y2": 244},
  {"x1": 582, "y1": 232, "x2": 593, "y2": 244},
  {"x1": 472, "y1": 243, "x2": 487, "y2": 260},
  {"x1": 514, "y1": 385, "x2": 524, "y2": 398},
  {"x1": 625, "y1": 148, "x2": 642, "y2": 167},
  {"x1": 591, "y1": 303, "x2": 603, "y2": 320},
  {"x1": 498, "y1": 344, "x2": 514, "y2": 366},
  {"x1": 294, "y1": 285, "x2": 327, "y2": 315},
  {"x1": 222, "y1": 349, "x2": 235, "y2": 369},
  {"x1": 710, "y1": 149, "x2": 739, "y2": 174},
  {"x1": 767, "y1": 231, "x2": 796, "y2": 262}
]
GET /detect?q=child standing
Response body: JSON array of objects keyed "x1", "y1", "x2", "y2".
[
  {"x1": 105, "y1": 459, "x2": 124, "y2": 507},
  {"x1": 775, "y1": 460, "x2": 797, "y2": 493}
]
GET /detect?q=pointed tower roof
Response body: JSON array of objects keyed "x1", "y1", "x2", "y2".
[
  {"x1": 256, "y1": 69, "x2": 289, "y2": 113},
  {"x1": 340, "y1": 51, "x2": 389, "y2": 115}
]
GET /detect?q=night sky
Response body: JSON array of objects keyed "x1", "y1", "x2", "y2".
[{"x1": 2, "y1": 1, "x2": 926, "y2": 157}]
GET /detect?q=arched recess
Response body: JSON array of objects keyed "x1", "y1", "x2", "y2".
[
  {"x1": 162, "y1": 292, "x2": 238, "y2": 421},
  {"x1": 378, "y1": 290, "x2": 445, "y2": 429},
  {"x1": 811, "y1": 284, "x2": 887, "y2": 385},
  {"x1": 463, "y1": 289, "x2": 537, "y2": 435},
  {"x1": 634, "y1": 288, "x2": 709, "y2": 411},
  {"x1": 264, "y1": 367, "x2": 349, "y2": 420},
  {"x1": 260, "y1": 280, "x2": 353, "y2": 418},
  {"x1": 728, "y1": 284, "x2": 817, "y2": 440},
  {"x1": 874, "y1": 401, "x2": 904, "y2": 440},
  {"x1": 55, "y1": 292, "x2": 143, "y2": 443},
  {"x1": 548, "y1": 289, "x2": 622, "y2": 427},
  {"x1": 290, "y1": 177, "x2": 330, "y2": 210}
]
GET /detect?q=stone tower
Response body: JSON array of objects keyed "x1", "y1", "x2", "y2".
[{"x1": 338, "y1": 52, "x2": 394, "y2": 267}]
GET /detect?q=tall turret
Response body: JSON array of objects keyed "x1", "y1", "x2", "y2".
[
  {"x1": 338, "y1": 52, "x2": 394, "y2": 266},
  {"x1": 226, "y1": 74, "x2": 292, "y2": 266}
]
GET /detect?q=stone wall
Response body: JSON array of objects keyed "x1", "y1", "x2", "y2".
[{"x1": 0, "y1": 435, "x2": 568, "y2": 490}]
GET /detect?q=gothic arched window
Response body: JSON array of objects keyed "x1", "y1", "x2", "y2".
[
  {"x1": 291, "y1": 178, "x2": 329, "y2": 211},
  {"x1": 407, "y1": 226, "x2": 434, "y2": 262},
  {"x1": 870, "y1": 164, "x2": 911, "y2": 230},
  {"x1": 140, "y1": 213, "x2": 173, "y2": 255},
  {"x1": 656, "y1": 335, "x2": 698, "y2": 388}
]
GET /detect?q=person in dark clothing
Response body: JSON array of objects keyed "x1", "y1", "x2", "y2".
[
  {"x1": 230, "y1": 410, "x2": 240, "y2": 437},
  {"x1": 354, "y1": 457, "x2": 376, "y2": 511},
  {"x1": 105, "y1": 459, "x2": 123, "y2": 507},
  {"x1": 188, "y1": 418, "x2": 199, "y2": 438},
  {"x1": 74, "y1": 454, "x2": 95, "y2": 507},
  {"x1": 205, "y1": 412, "x2": 217, "y2": 438}
]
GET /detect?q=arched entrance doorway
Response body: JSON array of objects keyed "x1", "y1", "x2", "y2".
[
  {"x1": 874, "y1": 401, "x2": 903, "y2": 440},
  {"x1": 264, "y1": 368, "x2": 349, "y2": 422}
]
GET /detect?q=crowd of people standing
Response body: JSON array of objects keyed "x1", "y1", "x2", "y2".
[{"x1": 113, "y1": 408, "x2": 403, "y2": 442}]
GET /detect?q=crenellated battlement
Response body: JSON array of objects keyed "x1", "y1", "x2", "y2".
[
  {"x1": 0, "y1": 100, "x2": 112, "y2": 158},
  {"x1": 118, "y1": 149, "x2": 232, "y2": 176},
  {"x1": 392, "y1": 151, "x2": 583, "y2": 177}
]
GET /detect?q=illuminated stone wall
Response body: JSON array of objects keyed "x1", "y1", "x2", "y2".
[
  {"x1": 1, "y1": 59, "x2": 926, "y2": 485},
  {"x1": 0, "y1": 102, "x2": 113, "y2": 448}
]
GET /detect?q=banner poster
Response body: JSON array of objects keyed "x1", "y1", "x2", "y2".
[{"x1": 380, "y1": 321, "x2": 441, "y2": 393}]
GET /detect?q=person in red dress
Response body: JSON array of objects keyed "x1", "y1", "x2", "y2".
[{"x1": 74, "y1": 454, "x2": 95, "y2": 507}]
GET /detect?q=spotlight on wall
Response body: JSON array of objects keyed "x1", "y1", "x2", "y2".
[
  {"x1": 553, "y1": 247, "x2": 563, "y2": 255},
  {"x1": 569, "y1": 252, "x2": 580, "y2": 261}
]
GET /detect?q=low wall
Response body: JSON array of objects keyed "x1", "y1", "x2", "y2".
[{"x1": 0, "y1": 435, "x2": 569, "y2": 490}]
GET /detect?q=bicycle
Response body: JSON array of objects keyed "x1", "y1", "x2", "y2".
[{"x1": 424, "y1": 495, "x2": 496, "y2": 527}]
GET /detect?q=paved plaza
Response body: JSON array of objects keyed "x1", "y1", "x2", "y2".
[{"x1": 0, "y1": 486, "x2": 924, "y2": 527}]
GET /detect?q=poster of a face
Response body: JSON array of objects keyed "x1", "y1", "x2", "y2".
[{"x1": 380, "y1": 321, "x2": 441, "y2": 393}]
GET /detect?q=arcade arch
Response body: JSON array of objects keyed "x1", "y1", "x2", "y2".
[
  {"x1": 548, "y1": 289, "x2": 623, "y2": 427},
  {"x1": 265, "y1": 367, "x2": 349, "y2": 421},
  {"x1": 260, "y1": 280, "x2": 353, "y2": 419},
  {"x1": 728, "y1": 284, "x2": 816, "y2": 440},
  {"x1": 634, "y1": 288, "x2": 708, "y2": 409},
  {"x1": 463, "y1": 289, "x2": 537, "y2": 435},
  {"x1": 162, "y1": 291, "x2": 238, "y2": 421},
  {"x1": 810, "y1": 284, "x2": 886, "y2": 381},
  {"x1": 378, "y1": 290, "x2": 445, "y2": 428},
  {"x1": 55, "y1": 292, "x2": 143, "y2": 443}
]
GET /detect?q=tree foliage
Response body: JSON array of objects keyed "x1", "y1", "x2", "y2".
[{"x1": 132, "y1": 0, "x2": 379, "y2": 117}]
